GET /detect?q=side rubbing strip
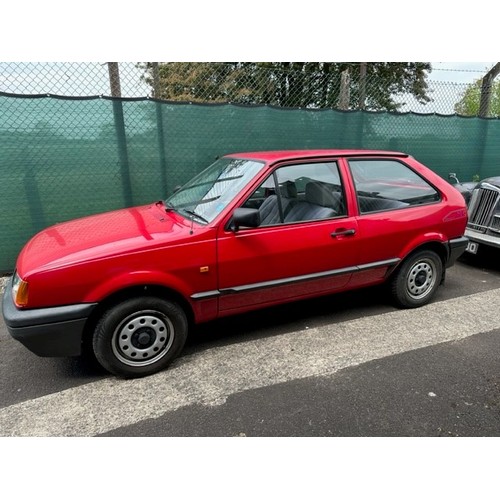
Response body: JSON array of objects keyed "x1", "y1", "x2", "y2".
[
  {"x1": 357, "y1": 258, "x2": 400, "y2": 271},
  {"x1": 190, "y1": 291, "x2": 221, "y2": 300},
  {"x1": 190, "y1": 258, "x2": 401, "y2": 301},
  {"x1": 220, "y1": 266, "x2": 358, "y2": 295}
]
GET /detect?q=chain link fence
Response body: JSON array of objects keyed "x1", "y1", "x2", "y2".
[
  {"x1": 1, "y1": 62, "x2": 500, "y2": 272},
  {"x1": 0, "y1": 62, "x2": 493, "y2": 115}
]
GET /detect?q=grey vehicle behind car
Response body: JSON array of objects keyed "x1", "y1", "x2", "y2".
[{"x1": 450, "y1": 173, "x2": 500, "y2": 255}]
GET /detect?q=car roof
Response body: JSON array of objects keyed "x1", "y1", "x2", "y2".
[{"x1": 225, "y1": 149, "x2": 409, "y2": 163}]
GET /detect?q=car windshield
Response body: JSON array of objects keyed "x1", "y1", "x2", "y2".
[{"x1": 165, "y1": 157, "x2": 264, "y2": 223}]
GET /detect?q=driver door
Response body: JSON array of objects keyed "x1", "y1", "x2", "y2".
[{"x1": 216, "y1": 161, "x2": 360, "y2": 313}]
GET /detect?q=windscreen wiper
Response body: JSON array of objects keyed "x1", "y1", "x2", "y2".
[{"x1": 182, "y1": 209, "x2": 209, "y2": 224}]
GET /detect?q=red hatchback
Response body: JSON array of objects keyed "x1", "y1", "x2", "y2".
[{"x1": 3, "y1": 150, "x2": 468, "y2": 378}]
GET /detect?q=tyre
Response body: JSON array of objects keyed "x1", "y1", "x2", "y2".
[
  {"x1": 93, "y1": 296, "x2": 188, "y2": 378},
  {"x1": 390, "y1": 250, "x2": 443, "y2": 308}
]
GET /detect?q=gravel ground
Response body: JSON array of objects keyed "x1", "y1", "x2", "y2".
[{"x1": 0, "y1": 275, "x2": 11, "y2": 294}]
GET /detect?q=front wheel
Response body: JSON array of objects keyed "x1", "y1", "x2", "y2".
[
  {"x1": 390, "y1": 250, "x2": 443, "y2": 308},
  {"x1": 93, "y1": 296, "x2": 188, "y2": 378}
]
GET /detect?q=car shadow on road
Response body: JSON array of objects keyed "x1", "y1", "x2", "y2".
[
  {"x1": 184, "y1": 284, "x2": 395, "y2": 355},
  {"x1": 459, "y1": 246, "x2": 500, "y2": 273}
]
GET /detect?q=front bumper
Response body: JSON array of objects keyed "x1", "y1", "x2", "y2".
[
  {"x1": 2, "y1": 277, "x2": 97, "y2": 357},
  {"x1": 465, "y1": 228, "x2": 500, "y2": 249}
]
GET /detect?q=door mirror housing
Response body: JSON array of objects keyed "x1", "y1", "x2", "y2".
[{"x1": 229, "y1": 208, "x2": 261, "y2": 232}]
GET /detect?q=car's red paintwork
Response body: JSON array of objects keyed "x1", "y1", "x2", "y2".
[{"x1": 14, "y1": 150, "x2": 467, "y2": 325}]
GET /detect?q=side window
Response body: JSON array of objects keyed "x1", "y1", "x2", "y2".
[
  {"x1": 242, "y1": 162, "x2": 346, "y2": 226},
  {"x1": 349, "y1": 159, "x2": 440, "y2": 214}
]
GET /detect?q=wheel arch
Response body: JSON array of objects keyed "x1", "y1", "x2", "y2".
[
  {"x1": 391, "y1": 240, "x2": 448, "y2": 282},
  {"x1": 81, "y1": 284, "x2": 195, "y2": 353},
  {"x1": 389, "y1": 243, "x2": 446, "y2": 308},
  {"x1": 407, "y1": 240, "x2": 447, "y2": 265}
]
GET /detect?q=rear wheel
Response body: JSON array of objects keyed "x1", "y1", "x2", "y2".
[
  {"x1": 390, "y1": 250, "x2": 443, "y2": 308},
  {"x1": 93, "y1": 296, "x2": 188, "y2": 378}
]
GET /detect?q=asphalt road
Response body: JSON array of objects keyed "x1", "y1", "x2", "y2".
[{"x1": 1, "y1": 252, "x2": 500, "y2": 437}]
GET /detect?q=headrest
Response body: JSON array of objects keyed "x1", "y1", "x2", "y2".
[
  {"x1": 305, "y1": 182, "x2": 336, "y2": 207},
  {"x1": 280, "y1": 180, "x2": 297, "y2": 198}
]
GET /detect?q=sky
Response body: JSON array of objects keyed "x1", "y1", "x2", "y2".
[{"x1": 429, "y1": 62, "x2": 497, "y2": 83}]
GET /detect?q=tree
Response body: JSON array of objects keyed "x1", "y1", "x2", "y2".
[
  {"x1": 455, "y1": 78, "x2": 500, "y2": 117},
  {"x1": 139, "y1": 62, "x2": 431, "y2": 112}
]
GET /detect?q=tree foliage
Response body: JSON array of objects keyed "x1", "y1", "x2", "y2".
[
  {"x1": 139, "y1": 62, "x2": 431, "y2": 112},
  {"x1": 454, "y1": 78, "x2": 500, "y2": 117}
]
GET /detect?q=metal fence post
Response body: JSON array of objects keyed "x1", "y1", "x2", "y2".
[
  {"x1": 477, "y1": 64, "x2": 499, "y2": 178},
  {"x1": 479, "y1": 63, "x2": 500, "y2": 118},
  {"x1": 108, "y1": 62, "x2": 133, "y2": 206},
  {"x1": 151, "y1": 63, "x2": 168, "y2": 196},
  {"x1": 338, "y1": 69, "x2": 350, "y2": 110}
]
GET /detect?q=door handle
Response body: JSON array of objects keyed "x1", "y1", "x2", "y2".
[{"x1": 331, "y1": 228, "x2": 356, "y2": 237}]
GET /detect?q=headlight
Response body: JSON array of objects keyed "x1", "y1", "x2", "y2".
[
  {"x1": 490, "y1": 215, "x2": 500, "y2": 233},
  {"x1": 12, "y1": 272, "x2": 29, "y2": 307}
]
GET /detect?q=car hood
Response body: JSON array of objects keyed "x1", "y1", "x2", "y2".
[
  {"x1": 17, "y1": 202, "x2": 193, "y2": 276},
  {"x1": 453, "y1": 182, "x2": 478, "y2": 204}
]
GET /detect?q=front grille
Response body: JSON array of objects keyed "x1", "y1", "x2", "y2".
[{"x1": 467, "y1": 186, "x2": 500, "y2": 232}]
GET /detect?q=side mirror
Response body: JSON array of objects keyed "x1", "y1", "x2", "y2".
[{"x1": 229, "y1": 208, "x2": 261, "y2": 232}]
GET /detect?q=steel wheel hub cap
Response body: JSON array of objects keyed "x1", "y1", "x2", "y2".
[
  {"x1": 407, "y1": 260, "x2": 436, "y2": 299},
  {"x1": 113, "y1": 313, "x2": 174, "y2": 367}
]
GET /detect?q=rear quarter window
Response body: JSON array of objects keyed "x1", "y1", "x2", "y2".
[{"x1": 348, "y1": 159, "x2": 440, "y2": 214}]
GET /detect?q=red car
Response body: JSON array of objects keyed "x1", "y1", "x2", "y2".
[{"x1": 2, "y1": 150, "x2": 468, "y2": 378}]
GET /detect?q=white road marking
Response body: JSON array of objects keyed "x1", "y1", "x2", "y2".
[{"x1": 1, "y1": 289, "x2": 499, "y2": 436}]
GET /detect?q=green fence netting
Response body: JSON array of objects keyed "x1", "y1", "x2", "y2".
[{"x1": 1, "y1": 93, "x2": 500, "y2": 272}]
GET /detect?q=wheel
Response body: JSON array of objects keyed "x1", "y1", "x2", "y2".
[
  {"x1": 93, "y1": 296, "x2": 188, "y2": 378},
  {"x1": 390, "y1": 250, "x2": 443, "y2": 308}
]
